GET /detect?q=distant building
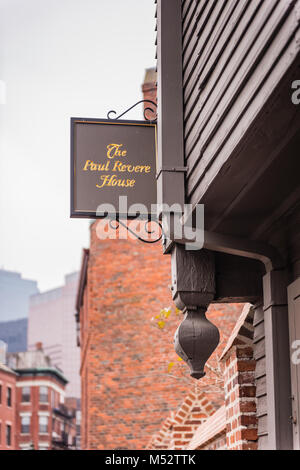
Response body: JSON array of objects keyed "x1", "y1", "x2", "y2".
[
  {"x1": 28, "y1": 273, "x2": 80, "y2": 398},
  {"x1": 0, "y1": 318, "x2": 28, "y2": 353},
  {"x1": 0, "y1": 340, "x2": 7, "y2": 363},
  {"x1": 0, "y1": 269, "x2": 38, "y2": 322},
  {"x1": 0, "y1": 362, "x2": 17, "y2": 450},
  {"x1": 6, "y1": 344, "x2": 76, "y2": 450}
]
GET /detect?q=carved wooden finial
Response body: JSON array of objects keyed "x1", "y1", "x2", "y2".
[
  {"x1": 174, "y1": 307, "x2": 219, "y2": 379},
  {"x1": 171, "y1": 244, "x2": 219, "y2": 379}
]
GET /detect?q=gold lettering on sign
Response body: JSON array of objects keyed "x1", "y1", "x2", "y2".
[
  {"x1": 81, "y1": 143, "x2": 151, "y2": 190},
  {"x1": 83, "y1": 160, "x2": 110, "y2": 171},
  {"x1": 96, "y1": 175, "x2": 136, "y2": 188},
  {"x1": 106, "y1": 144, "x2": 127, "y2": 159}
]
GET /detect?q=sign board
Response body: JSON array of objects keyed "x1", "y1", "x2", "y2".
[{"x1": 70, "y1": 118, "x2": 157, "y2": 219}]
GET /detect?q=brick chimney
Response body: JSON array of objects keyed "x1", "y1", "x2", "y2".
[
  {"x1": 142, "y1": 67, "x2": 157, "y2": 121},
  {"x1": 35, "y1": 342, "x2": 43, "y2": 351}
]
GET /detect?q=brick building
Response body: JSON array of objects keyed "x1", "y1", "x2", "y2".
[
  {"x1": 142, "y1": 68, "x2": 157, "y2": 121},
  {"x1": 0, "y1": 363, "x2": 17, "y2": 450},
  {"x1": 2, "y1": 345, "x2": 77, "y2": 450},
  {"x1": 76, "y1": 221, "x2": 244, "y2": 449}
]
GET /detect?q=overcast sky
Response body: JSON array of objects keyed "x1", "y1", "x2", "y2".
[{"x1": 0, "y1": 0, "x2": 156, "y2": 291}]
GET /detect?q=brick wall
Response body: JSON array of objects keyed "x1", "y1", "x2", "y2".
[
  {"x1": 80, "y1": 229, "x2": 191, "y2": 450},
  {"x1": 222, "y1": 347, "x2": 257, "y2": 450},
  {"x1": 185, "y1": 304, "x2": 258, "y2": 451},
  {"x1": 202, "y1": 434, "x2": 227, "y2": 450},
  {"x1": 221, "y1": 306, "x2": 258, "y2": 450},
  {"x1": 187, "y1": 405, "x2": 227, "y2": 450},
  {"x1": 78, "y1": 223, "x2": 244, "y2": 449},
  {"x1": 148, "y1": 387, "x2": 218, "y2": 450},
  {"x1": 0, "y1": 367, "x2": 17, "y2": 450},
  {"x1": 142, "y1": 68, "x2": 157, "y2": 120}
]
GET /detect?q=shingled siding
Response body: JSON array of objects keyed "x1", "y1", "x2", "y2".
[
  {"x1": 253, "y1": 304, "x2": 268, "y2": 449},
  {"x1": 182, "y1": 0, "x2": 300, "y2": 207}
]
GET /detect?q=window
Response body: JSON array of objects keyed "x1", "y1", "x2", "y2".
[
  {"x1": 6, "y1": 424, "x2": 11, "y2": 446},
  {"x1": 0, "y1": 384, "x2": 2, "y2": 403},
  {"x1": 7, "y1": 387, "x2": 12, "y2": 407},
  {"x1": 39, "y1": 386, "x2": 48, "y2": 403},
  {"x1": 51, "y1": 389, "x2": 55, "y2": 408},
  {"x1": 21, "y1": 386, "x2": 30, "y2": 403},
  {"x1": 20, "y1": 445, "x2": 32, "y2": 450},
  {"x1": 21, "y1": 416, "x2": 30, "y2": 434},
  {"x1": 39, "y1": 416, "x2": 48, "y2": 434}
]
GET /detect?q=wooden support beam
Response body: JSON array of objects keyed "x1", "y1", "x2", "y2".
[
  {"x1": 215, "y1": 253, "x2": 264, "y2": 303},
  {"x1": 171, "y1": 244, "x2": 219, "y2": 379},
  {"x1": 156, "y1": 0, "x2": 185, "y2": 212},
  {"x1": 263, "y1": 269, "x2": 293, "y2": 449}
]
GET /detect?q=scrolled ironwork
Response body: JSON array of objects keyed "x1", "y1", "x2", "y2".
[
  {"x1": 108, "y1": 217, "x2": 162, "y2": 244},
  {"x1": 105, "y1": 99, "x2": 158, "y2": 243},
  {"x1": 107, "y1": 100, "x2": 157, "y2": 122}
]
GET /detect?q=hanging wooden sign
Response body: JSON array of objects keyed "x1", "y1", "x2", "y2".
[{"x1": 70, "y1": 117, "x2": 157, "y2": 219}]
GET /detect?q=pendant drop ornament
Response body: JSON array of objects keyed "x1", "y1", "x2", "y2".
[{"x1": 174, "y1": 307, "x2": 220, "y2": 379}]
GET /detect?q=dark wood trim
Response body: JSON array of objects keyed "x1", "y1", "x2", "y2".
[
  {"x1": 263, "y1": 269, "x2": 293, "y2": 449},
  {"x1": 214, "y1": 253, "x2": 263, "y2": 303},
  {"x1": 288, "y1": 278, "x2": 300, "y2": 449},
  {"x1": 156, "y1": 0, "x2": 185, "y2": 211},
  {"x1": 76, "y1": 248, "x2": 89, "y2": 315}
]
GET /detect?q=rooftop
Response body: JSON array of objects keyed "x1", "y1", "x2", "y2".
[{"x1": 0, "y1": 362, "x2": 17, "y2": 376}]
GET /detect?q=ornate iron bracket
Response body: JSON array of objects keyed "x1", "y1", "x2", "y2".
[
  {"x1": 104, "y1": 100, "x2": 159, "y2": 244},
  {"x1": 109, "y1": 218, "x2": 163, "y2": 244},
  {"x1": 107, "y1": 100, "x2": 157, "y2": 122}
]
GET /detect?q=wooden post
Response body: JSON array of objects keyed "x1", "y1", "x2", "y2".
[
  {"x1": 156, "y1": 0, "x2": 185, "y2": 212},
  {"x1": 263, "y1": 269, "x2": 293, "y2": 449}
]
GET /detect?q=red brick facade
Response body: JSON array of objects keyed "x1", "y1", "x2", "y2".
[
  {"x1": 221, "y1": 305, "x2": 258, "y2": 450},
  {"x1": 1, "y1": 349, "x2": 76, "y2": 450},
  {"x1": 142, "y1": 68, "x2": 157, "y2": 120},
  {"x1": 77, "y1": 221, "x2": 244, "y2": 449},
  {"x1": 16, "y1": 373, "x2": 76, "y2": 450},
  {"x1": 78, "y1": 230, "x2": 190, "y2": 449},
  {"x1": 147, "y1": 387, "x2": 218, "y2": 450},
  {"x1": 0, "y1": 365, "x2": 17, "y2": 450}
]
